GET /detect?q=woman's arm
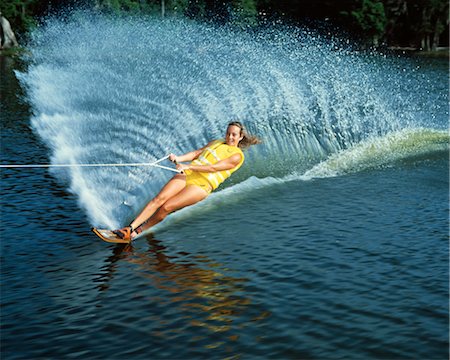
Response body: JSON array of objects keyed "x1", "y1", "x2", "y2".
[
  {"x1": 169, "y1": 141, "x2": 214, "y2": 163},
  {"x1": 176, "y1": 153, "x2": 242, "y2": 173}
]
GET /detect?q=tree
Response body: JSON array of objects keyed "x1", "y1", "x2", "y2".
[
  {"x1": 1, "y1": 12, "x2": 19, "y2": 48},
  {"x1": 341, "y1": 0, "x2": 387, "y2": 45},
  {"x1": 410, "y1": 0, "x2": 448, "y2": 50},
  {"x1": 0, "y1": 0, "x2": 39, "y2": 35},
  {"x1": 232, "y1": 0, "x2": 258, "y2": 26},
  {"x1": 1, "y1": 0, "x2": 448, "y2": 51}
]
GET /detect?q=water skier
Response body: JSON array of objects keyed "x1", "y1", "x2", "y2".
[{"x1": 111, "y1": 122, "x2": 261, "y2": 242}]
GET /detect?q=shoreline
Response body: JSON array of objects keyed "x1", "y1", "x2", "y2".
[
  {"x1": 387, "y1": 46, "x2": 449, "y2": 58},
  {"x1": 2, "y1": 45, "x2": 448, "y2": 59}
]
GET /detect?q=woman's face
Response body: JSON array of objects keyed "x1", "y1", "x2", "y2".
[{"x1": 225, "y1": 125, "x2": 243, "y2": 146}]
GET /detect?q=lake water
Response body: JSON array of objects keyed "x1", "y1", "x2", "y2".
[{"x1": 1, "y1": 14, "x2": 448, "y2": 360}]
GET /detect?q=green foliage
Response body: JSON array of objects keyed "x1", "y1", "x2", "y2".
[
  {"x1": 383, "y1": 0, "x2": 449, "y2": 49},
  {"x1": 1, "y1": 0, "x2": 448, "y2": 50},
  {"x1": 341, "y1": 0, "x2": 387, "y2": 43},
  {"x1": 420, "y1": 0, "x2": 448, "y2": 49},
  {"x1": 95, "y1": 0, "x2": 189, "y2": 16},
  {"x1": 351, "y1": 0, "x2": 386, "y2": 34},
  {"x1": 0, "y1": 0, "x2": 39, "y2": 34},
  {"x1": 171, "y1": 0, "x2": 190, "y2": 14},
  {"x1": 411, "y1": 0, "x2": 448, "y2": 34},
  {"x1": 232, "y1": 0, "x2": 258, "y2": 26},
  {"x1": 96, "y1": 0, "x2": 145, "y2": 13}
]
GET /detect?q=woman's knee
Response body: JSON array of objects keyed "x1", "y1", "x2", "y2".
[
  {"x1": 151, "y1": 194, "x2": 168, "y2": 208},
  {"x1": 160, "y1": 201, "x2": 176, "y2": 215},
  {"x1": 153, "y1": 206, "x2": 171, "y2": 222}
]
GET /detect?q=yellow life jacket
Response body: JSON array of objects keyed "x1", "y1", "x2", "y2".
[{"x1": 190, "y1": 139, "x2": 245, "y2": 190}]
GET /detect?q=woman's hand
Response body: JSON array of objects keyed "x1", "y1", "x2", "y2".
[
  {"x1": 176, "y1": 163, "x2": 190, "y2": 172},
  {"x1": 169, "y1": 153, "x2": 178, "y2": 163}
]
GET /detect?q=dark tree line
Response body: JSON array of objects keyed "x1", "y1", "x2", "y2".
[{"x1": 1, "y1": 0, "x2": 448, "y2": 50}]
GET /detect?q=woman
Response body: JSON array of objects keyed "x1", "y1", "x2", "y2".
[{"x1": 112, "y1": 121, "x2": 261, "y2": 242}]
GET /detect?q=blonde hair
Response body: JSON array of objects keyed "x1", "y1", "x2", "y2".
[{"x1": 228, "y1": 121, "x2": 262, "y2": 150}]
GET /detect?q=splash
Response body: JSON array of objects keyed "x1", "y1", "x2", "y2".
[
  {"x1": 17, "y1": 12, "x2": 448, "y2": 228},
  {"x1": 300, "y1": 128, "x2": 449, "y2": 179}
]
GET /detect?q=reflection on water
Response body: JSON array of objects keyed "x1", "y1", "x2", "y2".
[{"x1": 95, "y1": 236, "x2": 269, "y2": 352}]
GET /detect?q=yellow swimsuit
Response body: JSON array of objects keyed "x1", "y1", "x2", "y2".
[
  {"x1": 185, "y1": 171, "x2": 213, "y2": 194},
  {"x1": 185, "y1": 140, "x2": 245, "y2": 194}
]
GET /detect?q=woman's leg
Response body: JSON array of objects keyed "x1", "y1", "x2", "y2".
[
  {"x1": 138, "y1": 185, "x2": 208, "y2": 233},
  {"x1": 128, "y1": 174, "x2": 187, "y2": 235}
]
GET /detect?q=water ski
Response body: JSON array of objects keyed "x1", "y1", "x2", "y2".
[{"x1": 92, "y1": 228, "x2": 131, "y2": 244}]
